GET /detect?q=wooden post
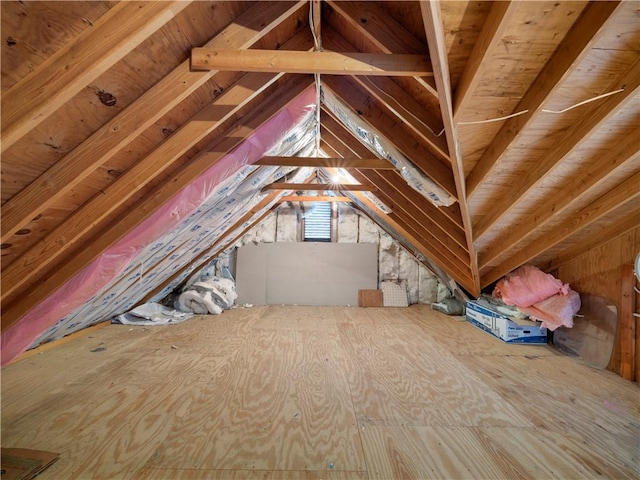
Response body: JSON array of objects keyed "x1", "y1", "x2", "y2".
[{"x1": 620, "y1": 263, "x2": 635, "y2": 381}]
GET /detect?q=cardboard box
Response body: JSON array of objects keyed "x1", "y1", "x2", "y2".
[
  {"x1": 358, "y1": 289, "x2": 383, "y2": 307},
  {"x1": 466, "y1": 300, "x2": 547, "y2": 344}
]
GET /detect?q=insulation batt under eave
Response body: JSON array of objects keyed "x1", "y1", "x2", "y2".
[{"x1": 0, "y1": 86, "x2": 318, "y2": 366}]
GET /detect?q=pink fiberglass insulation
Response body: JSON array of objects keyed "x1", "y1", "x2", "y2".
[
  {"x1": 1, "y1": 85, "x2": 317, "y2": 366},
  {"x1": 519, "y1": 289, "x2": 581, "y2": 331},
  {"x1": 493, "y1": 265, "x2": 569, "y2": 308}
]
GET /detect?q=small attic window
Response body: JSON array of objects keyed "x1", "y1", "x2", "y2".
[{"x1": 303, "y1": 202, "x2": 332, "y2": 242}]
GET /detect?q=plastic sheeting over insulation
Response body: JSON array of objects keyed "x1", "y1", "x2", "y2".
[{"x1": 1, "y1": 86, "x2": 319, "y2": 365}]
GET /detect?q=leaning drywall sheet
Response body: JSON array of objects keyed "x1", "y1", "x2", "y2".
[{"x1": 2, "y1": 86, "x2": 318, "y2": 364}]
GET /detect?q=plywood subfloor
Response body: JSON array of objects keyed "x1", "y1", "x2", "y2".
[{"x1": 2, "y1": 305, "x2": 638, "y2": 479}]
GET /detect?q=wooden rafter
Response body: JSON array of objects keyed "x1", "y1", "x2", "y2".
[
  {"x1": 0, "y1": 1, "x2": 307, "y2": 244},
  {"x1": 474, "y1": 57, "x2": 640, "y2": 239},
  {"x1": 482, "y1": 172, "x2": 640, "y2": 287},
  {"x1": 350, "y1": 190, "x2": 474, "y2": 291},
  {"x1": 542, "y1": 209, "x2": 640, "y2": 272},
  {"x1": 325, "y1": 0, "x2": 437, "y2": 95},
  {"x1": 320, "y1": 106, "x2": 463, "y2": 229},
  {"x1": 319, "y1": 131, "x2": 472, "y2": 287},
  {"x1": 0, "y1": 1, "x2": 191, "y2": 153},
  {"x1": 0, "y1": 67, "x2": 307, "y2": 303},
  {"x1": 465, "y1": 1, "x2": 623, "y2": 196},
  {"x1": 353, "y1": 170, "x2": 470, "y2": 272},
  {"x1": 255, "y1": 156, "x2": 393, "y2": 169},
  {"x1": 322, "y1": 75, "x2": 457, "y2": 197},
  {"x1": 452, "y1": 1, "x2": 515, "y2": 119},
  {"x1": 321, "y1": 25, "x2": 447, "y2": 159},
  {"x1": 1, "y1": 77, "x2": 311, "y2": 331},
  {"x1": 142, "y1": 193, "x2": 281, "y2": 303},
  {"x1": 479, "y1": 132, "x2": 639, "y2": 268},
  {"x1": 191, "y1": 49, "x2": 433, "y2": 76},
  {"x1": 420, "y1": 0, "x2": 480, "y2": 296},
  {"x1": 373, "y1": 170, "x2": 466, "y2": 248}
]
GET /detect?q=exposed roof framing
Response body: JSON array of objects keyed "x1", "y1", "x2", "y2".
[{"x1": 1, "y1": 1, "x2": 638, "y2": 354}]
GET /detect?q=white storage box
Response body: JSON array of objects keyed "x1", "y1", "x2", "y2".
[{"x1": 466, "y1": 300, "x2": 547, "y2": 344}]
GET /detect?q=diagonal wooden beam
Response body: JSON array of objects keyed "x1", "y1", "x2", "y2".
[
  {"x1": 320, "y1": 105, "x2": 463, "y2": 228},
  {"x1": 481, "y1": 172, "x2": 640, "y2": 288},
  {"x1": 1, "y1": 77, "x2": 311, "y2": 331},
  {"x1": 474, "y1": 57, "x2": 640, "y2": 239},
  {"x1": 141, "y1": 193, "x2": 281, "y2": 304},
  {"x1": 321, "y1": 25, "x2": 447, "y2": 159},
  {"x1": 354, "y1": 169, "x2": 470, "y2": 266},
  {"x1": 452, "y1": 1, "x2": 515, "y2": 119},
  {"x1": 465, "y1": 1, "x2": 623, "y2": 196},
  {"x1": 325, "y1": 0, "x2": 437, "y2": 94},
  {"x1": 0, "y1": 1, "x2": 306, "y2": 244},
  {"x1": 262, "y1": 183, "x2": 373, "y2": 192},
  {"x1": 0, "y1": 1, "x2": 191, "y2": 153},
  {"x1": 350, "y1": 191, "x2": 474, "y2": 293},
  {"x1": 0, "y1": 70, "x2": 300, "y2": 303},
  {"x1": 479, "y1": 130, "x2": 639, "y2": 268},
  {"x1": 542, "y1": 209, "x2": 640, "y2": 272},
  {"x1": 255, "y1": 156, "x2": 394, "y2": 169},
  {"x1": 322, "y1": 75, "x2": 457, "y2": 197},
  {"x1": 190, "y1": 49, "x2": 433, "y2": 76},
  {"x1": 420, "y1": 0, "x2": 480, "y2": 296}
]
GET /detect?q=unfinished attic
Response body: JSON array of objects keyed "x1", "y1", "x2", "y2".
[{"x1": 1, "y1": 0, "x2": 639, "y2": 477}]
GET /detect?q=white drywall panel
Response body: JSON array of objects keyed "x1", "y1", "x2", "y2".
[{"x1": 236, "y1": 242, "x2": 377, "y2": 306}]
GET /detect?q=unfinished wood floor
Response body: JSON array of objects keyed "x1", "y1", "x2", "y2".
[{"x1": 2, "y1": 305, "x2": 639, "y2": 479}]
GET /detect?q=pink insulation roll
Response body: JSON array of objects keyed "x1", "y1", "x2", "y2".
[
  {"x1": 519, "y1": 289, "x2": 581, "y2": 331},
  {"x1": 493, "y1": 265, "x2": 569, "y2": 308}
]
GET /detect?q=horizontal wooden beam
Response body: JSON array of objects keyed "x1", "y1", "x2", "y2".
[
  {"x1": 263, "y1": 183, "x2": 373, "y2": 192},
  {"x1": 255, "y1": 156, "x2": 394, "y2": 169},
  {"x1": 279, "y1": 195, "x2": 351, "y2": 203},
  {"x1": 191, "y1": 49, "x2": 433, "y2": 76}
]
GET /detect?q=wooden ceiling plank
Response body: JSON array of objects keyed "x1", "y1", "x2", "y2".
[
  {"x1": 322, "y1": 75, "x2": 457, "y2": 197},
  {"x1": 452, "y1": 1, "x2": 515, "y2": 119},
  {"x1": 474, "y1": 57, "x2": 640, "y2": 239},
  {"x1": 0, "y1": 0, "x2": 306, "y2": 244},
  {"x1": 191, "y1": 49, "x2": 433, "y2": 76},
  {"x1": 1, "y1": 76, "x2": 311, "y2": 329},
  {"x1": 262, "y1": 183, "x2": 374, "y2": 192},
  {"x1": 255, "y1": 156, "x2": 394, "y2": 169},
  {"x1": 479, "y1": 132, "x2": 639, "y2": 268},
  {"x1": 0, "y1": 1, "x2": 191, "y2": 153},
  {"x1": 279, "y1": 195, "x2": 351, "y2": 203},
  {"x1": 465, "y1": 1, "x2": 623, "y2": 197},
  {"x1": 325, "y1": 0, "x2": 437, "y2": 94},
  {"x1": 481, "y1": 172, "x2": 640, "y2": 288},
  {"x1": 542, "y1": 210, "x2": 640, "y2": 272},
  {"x1": 420, "y1": 0, "x2": 480, "y2": 296}
]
